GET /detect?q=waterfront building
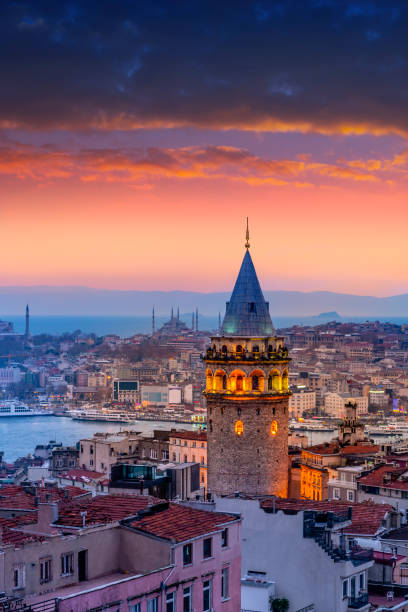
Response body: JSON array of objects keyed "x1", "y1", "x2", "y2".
[
  {"x1": 112, "y1": 377, "x2": 139, "y2": 402},
  {"x1": 324, "y1": 392, "x2": 369, "y2": 417},
  {"x1": 79, "y1": 431, "x2": 140, "y2": 474},
  {"x1": 140, "y1": 383, "x2": 169, "y2": 406},
  {"x1": 289, "y1": 385, "x2": 316, "y2": 418},
  {"x1": 204, "y1": 225, "x2": 290, "y2": 497}
]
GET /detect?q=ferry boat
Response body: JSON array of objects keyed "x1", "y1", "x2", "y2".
[
  {"x1": 68, "y1": 409, "x2": 137, "y2": 424},
  {"x1": 0, "y1": 400, "x2": 53, "y2": 417}
]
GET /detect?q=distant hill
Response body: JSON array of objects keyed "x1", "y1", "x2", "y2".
[{"x1": 1, "y1": 286, "x2": 408, "y2": 317}]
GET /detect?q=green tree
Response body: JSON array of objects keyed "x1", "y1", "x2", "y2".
[{"x1": 270, "y1": 597, "x2": 289, "y2": 612}]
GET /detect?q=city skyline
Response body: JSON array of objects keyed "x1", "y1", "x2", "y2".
[{"x1": 1, "y1": 0, "x2": 407, "y2": 296}]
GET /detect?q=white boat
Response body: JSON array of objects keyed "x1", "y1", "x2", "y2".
[
  {"x1": 0, "y1": 400, "x2": 53, "y2": 417},
  {"x1": 68, "y1": 409, "x2": 137, "y2": 424}
]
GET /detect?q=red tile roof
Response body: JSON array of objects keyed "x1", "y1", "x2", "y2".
[
  {"x1": 340, "y1": 444, "x2": 380, "y2": 455},
  {"x1": 0, "y1": 485, "x2": 86, "y2": 511},
  {"x1": 170, "y1": 431, "x2": 207, "y2": 442},
  {"x1": 60, "y1": 469, "x2": 105, "y2": 482},
  {"x1": 127, "y1": 502, "x2": 237, "y2": 543},
  {"x1": 260, "y1": 498, "x2": 392, "y2": 536},
  {"x1": 55, "y1": 494, "x2": 160, "y2": 527},
  {"x1": 358, "y1": 464, "x2": 408, "y2": 490},
  {"x1": 302, "y1": 443, "x2": 339, "y2": 455}
]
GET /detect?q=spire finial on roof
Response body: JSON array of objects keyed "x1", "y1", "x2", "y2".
[{"x1": 245, "y1": 217, "x2": 250, "y2": 249}]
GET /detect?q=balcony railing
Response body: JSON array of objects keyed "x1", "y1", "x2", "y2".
[{"x1": 348, "y1": 592, "x2": 369, "y2": 609}]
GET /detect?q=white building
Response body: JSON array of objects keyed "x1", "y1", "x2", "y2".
[
  {"x1": 324, "y1": 393, "x2": 368, "y2": 418},
  {"x1": 289, "y1": 386, "x2": 316, "y2": 418},
  {"x1": 215, "y1": 496, "x2": 372, "y2": 612},
  {"x1": 0, "y1": 367, "x2": 21, "y2": 386}
]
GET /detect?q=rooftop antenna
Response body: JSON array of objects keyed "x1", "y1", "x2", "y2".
[{"x1": 245, "y1": 217, "x2": 250, "y2": 249}]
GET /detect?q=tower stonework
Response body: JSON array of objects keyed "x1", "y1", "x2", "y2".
[{"x1": 205, "y1": 228, "x2": 290, "y2": 497}]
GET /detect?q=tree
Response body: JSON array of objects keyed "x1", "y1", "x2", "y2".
[{"x1": 270, "y1": 598, "x2": 289, "y2": 612}]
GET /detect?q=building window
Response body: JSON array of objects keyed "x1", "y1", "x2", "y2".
[
  {"x1": 183, "y1": 585, "x2": 192, "y2": 612},
  {"x1": 184, "y1": 454, "x2": 188, "y2": 462},
  {"x1": 342, "y1": 579, "x2": 348, "y2": 598},
  {"x1": 235, "y1": 420, "x2": 244, "y2": 437},
  {"x1": 347, "y1": 490, "x2": 354, "y2": 502},
  {"x1": 61, "y1": 553, "x2": 73, "y2": 576},
  {"x1": 333, "y1": 488, "x2": 340, "y2": 500},
  {"x1": 221, "y1": 528, "x2": 228, "y2": 548},
  {"x1": 183, "y1": 543, "x2": 192, "y2": 565},
  {"x1": 147, "y1": 597, "x2": 159, "y2": 612},
  {"x1": 90, "y1": 459, "x2": 94, "y2": 466},
  {"x1": 203, "y1": 579, "x2": 212, "y2": 612},
  {"x1": 129, "y1": 605, "x2": 141, "y2": 612},
  {"x1": 40, "y1": 558, "x2": 52, "y2": 583},
  {"x1": 151, "y1": 449, "x2": 158, "y2": 459},
  {"x1": 203, "y1": 537, "x2": 212, "y2": 559},
  {"x1": 270, "y1": 420, "x2": 278, "y2": 436},
  {"x1": 221, "y1": 567, "x2": 229, "y2": 600},
  {"x1": 12, "y1": 564, "x2": 25, "y2": 589},
  {"x1": 359, "y1": 572, "x2": 365, "y2": 590},
  {"x1": 166, "y1": 591, "x2": 176, "y2": 612}
]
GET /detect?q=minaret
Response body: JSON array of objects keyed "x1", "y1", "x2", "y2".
[
  {"x1": 204, "y1": 220, "x2": 290, "y2": 497},
  {"x1": 218, "y1": 312, "x2": 221, "y2": 332},
  {"x1": 177, "y1": 307, "x2": 180, "y2": 321},
  {"x1": 171, "y1": 307, "x2": 174, "y2": 320},
  {"x1": 152, "y1": 307, "x2": 155, "y2": 335},
  {"x1": 192, "y1": 312, "x2": 195, "y2": 330},
  {"x1": 195, "y1": 308, "x2": 199, "y2": 332},
  {"x1": 25, "y1": 304, "x2": 30, "y2": 338}
]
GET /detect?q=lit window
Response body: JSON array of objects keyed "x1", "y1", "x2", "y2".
[
  {"x1": 235, "y1": 420, "x2": 244, "y2": 436},
  {"x1": 183, "y1": 543, "x2": 192, "y2": 565},
  {"x1": 221, "y1": 528, "x2": 228, "y2": 547},
  {"x1": 270, "y1": 420, "x2": 278, "y2": 436}
]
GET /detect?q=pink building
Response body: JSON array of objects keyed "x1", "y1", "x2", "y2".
[{"x1": 0, "y1": 489, "x2": 241, "y2": 612}]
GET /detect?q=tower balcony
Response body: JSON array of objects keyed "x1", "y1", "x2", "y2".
[{"x1": 203, "y1": 347, "x2": 290, "y2": 363}]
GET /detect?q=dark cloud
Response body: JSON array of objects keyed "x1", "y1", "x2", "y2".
[{"x1": 0, "y1": 0, "x2": 406, "y2": 135}]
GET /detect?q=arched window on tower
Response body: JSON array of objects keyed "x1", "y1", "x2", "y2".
[
  {"x1": 236, "y1": 375, "x2": 243, "y2": 391},
  {"x1": 252, "y1": 375, "x2": 259, "y2": 390},
  {"x1": 222, "y1": 375, "x2": 227, "y2": 390},
  {"x1": 236, "y1": 345, "x2": 243, "y2": 355},
  {"x1": 222, "y1": 345, "x2": 228, "y2": 355},
  {"x1": 235, "y1": 420, "x2": 244, "y2": 436}
]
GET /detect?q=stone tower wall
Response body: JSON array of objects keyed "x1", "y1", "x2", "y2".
[{"x1": 206, "y1": 394, "x2": 289, "y2": 497}]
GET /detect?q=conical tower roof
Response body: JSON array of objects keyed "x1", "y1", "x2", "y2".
[{"x1": 221, "y1": 248, "x2": 274, "y2": 337}]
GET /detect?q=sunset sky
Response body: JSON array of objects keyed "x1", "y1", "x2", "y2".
[{"x1": 1, "y1": 0, "x2": 407, "y2": 296}]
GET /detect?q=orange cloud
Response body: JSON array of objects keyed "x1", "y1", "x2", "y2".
[{"x1": 0, "y1": 144, "x2": 406, "y2": 189}]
